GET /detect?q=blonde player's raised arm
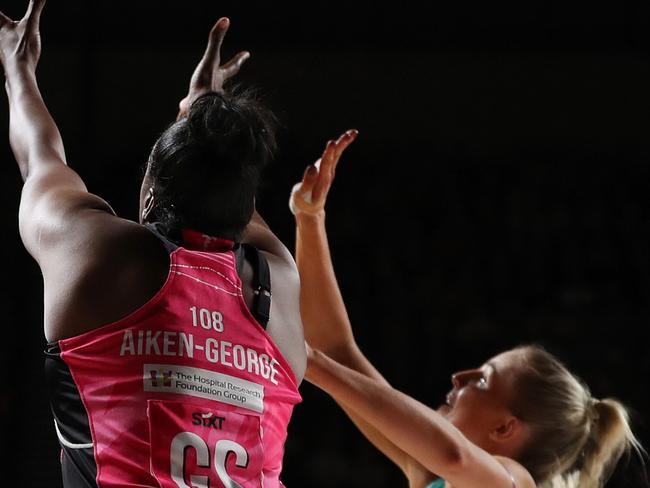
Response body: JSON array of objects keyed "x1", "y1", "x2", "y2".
[
  {"x1": 291, "y1": 132, "x2": 436, "y2": 485},
  {"x1": 290, "y1": 133, "x2": 643, "y2": 488}
]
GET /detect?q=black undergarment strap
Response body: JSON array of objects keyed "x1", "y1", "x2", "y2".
[
  {"x1": 234, "y1": 243, "x2": 245, "y2": 277},
  {"x1": 144, "y1": 222, "x2": 179, "y2": 254},
  {"x1": 241, "y1": 244, "x2": 272, "y2": 329}
]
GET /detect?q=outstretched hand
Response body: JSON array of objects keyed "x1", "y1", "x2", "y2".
[
  {"x1": 178, "y1": 17, "x2": 249, "y2": 119},
  {"x1": 0, "y1": 0, "x2": 46, "y2": 71},
  {"x1": 290, "y1": 129, "x2": 358, "y2": 217}
]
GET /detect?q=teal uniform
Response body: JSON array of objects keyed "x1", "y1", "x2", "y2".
[
  {"x1": 426, "y1": 470, "x2": 517, "y2": 487},
  {"x1": 426, "y1": 480, "x2": 445, "y2": 488}
]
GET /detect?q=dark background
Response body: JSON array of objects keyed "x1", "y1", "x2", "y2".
[{"x1": 1, "y1": 1, "x2": 649, "y2": 486}]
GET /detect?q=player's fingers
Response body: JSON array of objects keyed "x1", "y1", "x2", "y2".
[
  {"x1": 203, "y1": 17, "x2": 229, "y2": 68},
  {"x1": 300, "y1": 164, "x2": 319, "y2": 195},
  {"x1": 219, "y1": 51, "x2": 250, "y2": 79},
  {"x1": 312, "y1": 141, "x2": 336, "y2": 201},
  {"x1": 0, "y1": 10, "x2": 13, "y2": 27},
  {"x1": 333, "y1": 129, "x2": 358, "y2": 160},
  {"x1": 24, "y1": 0, "x2": 46, "y2": 31}
]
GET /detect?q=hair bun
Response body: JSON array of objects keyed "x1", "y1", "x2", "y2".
[
  {"x1": 145, "y1": 88, "x2": 278, "y2": 239},
  {"x1": 186, "y1": 90, "x2": 277, "y2": 172}
]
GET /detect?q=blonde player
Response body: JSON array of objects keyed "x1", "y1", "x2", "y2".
[{"x1": 290, "y1": 130, "x2": 643, "y2": 488}]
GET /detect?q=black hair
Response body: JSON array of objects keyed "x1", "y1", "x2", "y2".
[{"x1": 146, "y1": 89, "x2": 277, "y2": 241}]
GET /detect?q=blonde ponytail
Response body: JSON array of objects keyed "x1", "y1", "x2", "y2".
[
  {"x1": 511, "y1": 347, "x2": 645, "y2": 488},
  {"x1": 547, "y1": 398, "x2": 645, "y2": 488}
]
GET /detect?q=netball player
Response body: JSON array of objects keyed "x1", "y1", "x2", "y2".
[
  {"x1": 290, "y1": 131, "x2": 644, "y2": 488},
  {"x1": 1, "y1": 2, "x2": 304, "y2": 487}
]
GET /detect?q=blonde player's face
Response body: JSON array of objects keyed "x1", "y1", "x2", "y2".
[{"x1": 438, "y1": 350, "x2": 523, "y2": 451}]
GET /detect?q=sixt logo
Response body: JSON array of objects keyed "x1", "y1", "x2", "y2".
[
  {"x1": 150, "y1": 369, "x2": 173, "y2": 387},
  {"x1": 192, "y1": 411, "x2": 226, "y2": 429}
]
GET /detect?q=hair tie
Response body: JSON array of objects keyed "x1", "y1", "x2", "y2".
[{"x1": 588, "y1": 398, "x2": 600, "y2": 422}]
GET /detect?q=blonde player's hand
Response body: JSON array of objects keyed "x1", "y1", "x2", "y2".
[{"x1": 289, "y1": 129, "x2": 358, "y2": 217}]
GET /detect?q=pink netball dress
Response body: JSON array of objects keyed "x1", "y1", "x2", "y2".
[{"x1": 45, "y1": 225, "x2": 301, "y2": 488}]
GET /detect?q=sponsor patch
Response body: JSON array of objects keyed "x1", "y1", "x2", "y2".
[{"x1": 144, "y1": 364, "x2": 265, "y2": 413}]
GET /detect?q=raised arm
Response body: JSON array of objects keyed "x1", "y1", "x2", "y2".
[
  {"x1": 290, "y1": 132, "x2": 433, "y2": 481},
  {"x1": 290, "y1": 131, "x2": 372, "y2": 367},
  {"x1": 307, "y1": 347, "x2": 530, "y2": 488},
  {"x1": 1, "y1": 1, "x2": 114, "y2": 260},
  {"x1": 2, "y1": 0, "x2": 62, "y2": 179},
  {"x1": 291, "y1": 136, "x2": 532, "y2": 488},
  {"x1": 176, "y1": 17, "x2": 291, "y2": 260}
]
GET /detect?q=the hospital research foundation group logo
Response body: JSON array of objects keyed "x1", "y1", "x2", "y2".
[
  {"x1": 143, "y1": 364, "x2": 265, "y2": 413},
  {"x1": 150, "y1": 369, "x2": 173, "y2": 387}
]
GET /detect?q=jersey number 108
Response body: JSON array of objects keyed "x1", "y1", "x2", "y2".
[{"x1": 190, "y1": 306, "x2": 225, "y2": 332}]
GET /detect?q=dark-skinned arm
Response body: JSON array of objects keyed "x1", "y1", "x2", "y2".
[
  {"x1": 1, "y1": 0, "x2": 114, "y2": 261},
  {"x1": 174, "y1": 17, "x2": 290, "y2": 260}
]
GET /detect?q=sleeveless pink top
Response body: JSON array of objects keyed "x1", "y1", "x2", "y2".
[{"x1": 57, "y1": 236, "x2": 301, "y2": 487}]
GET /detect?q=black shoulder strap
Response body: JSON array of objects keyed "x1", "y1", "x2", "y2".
[
  {"x1": 235, "y1": 244, "x2": 272, "y2": 329},
  {"x1": 145, "y1": 225, "x2": 271, "y2": 327}
]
